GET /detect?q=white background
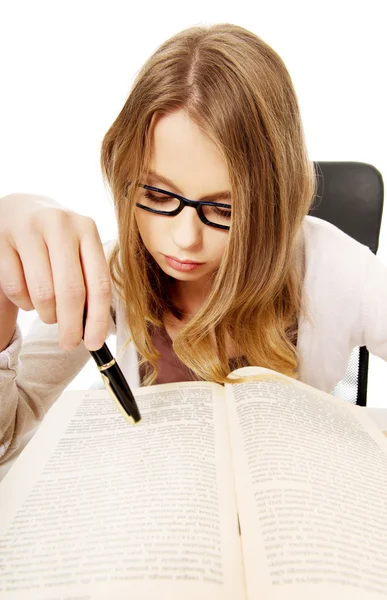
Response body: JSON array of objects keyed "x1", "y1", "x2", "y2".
[{"x1": 0, "y1": 0, "x2": 386, "y2": 406}]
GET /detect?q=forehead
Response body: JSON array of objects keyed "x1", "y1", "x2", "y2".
[{"x1": 147, "y1": 110, "x2": 230, "y2": 196}]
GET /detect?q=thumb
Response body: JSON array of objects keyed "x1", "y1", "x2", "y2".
[{"x1": 0, "y1": 285, "x2": 19, "y2": 352}]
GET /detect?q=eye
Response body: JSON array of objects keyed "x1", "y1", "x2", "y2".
[
  {"x1": 143, "y1": 190, "x2": 171, "y2": 203},
  {"x1": 141, "y1": 189, "x2": 180, "y2": 212},
  {"x1": 211, "y1": 206, "x2": 232, "y2": 219}
]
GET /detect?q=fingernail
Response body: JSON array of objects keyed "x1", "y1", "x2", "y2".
[{"x1": 85, "y1": 337, "x2": 104, "y2": 351}]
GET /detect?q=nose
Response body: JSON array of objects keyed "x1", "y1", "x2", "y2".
[{"x1": 170, "y1": 205, "x2": 203, "y2": 250}]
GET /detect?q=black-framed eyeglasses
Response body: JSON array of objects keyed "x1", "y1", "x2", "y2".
[{"x1": 136, "y1": 184, "x2": 231, "y2": 230}]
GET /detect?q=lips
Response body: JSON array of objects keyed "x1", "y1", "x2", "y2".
[
  {"x1": 166, "y1": 255, "x2": 204, "y2": 265},
  {"x1": 164, "y1": 255, "x2": 204, "y2": 272}
]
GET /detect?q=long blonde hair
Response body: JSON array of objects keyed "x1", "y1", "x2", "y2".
[{"x1": 101, "y1": 23, "x2": 316, "y2": 385}]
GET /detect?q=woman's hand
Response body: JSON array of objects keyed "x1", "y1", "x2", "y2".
[{"x1": 0, "y1": 193, "x2": 112, "y2": 353}]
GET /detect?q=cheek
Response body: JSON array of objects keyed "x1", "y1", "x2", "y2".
[
  {"x1": 135, "y1": 209, "x2": 152, "y2": 242},
  {"x1": 135, "y1": 209, "x2": 166, "y2": 250},
  {"x1": 206, "y1": 231, "x2": 228, "y2": 261}
]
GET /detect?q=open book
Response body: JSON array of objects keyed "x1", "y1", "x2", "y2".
[{"x1": 1, "y1": 366, "x2": 387, "y2": 600}]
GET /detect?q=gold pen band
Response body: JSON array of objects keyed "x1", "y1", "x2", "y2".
[{"x1": 97, "y1": 358, "x2": 116, "y2": 371}]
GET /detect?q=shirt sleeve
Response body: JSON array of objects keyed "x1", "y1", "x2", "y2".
[
  {"x1": 0, "y1": 239, "x2": 118, "y2": 464},
  {"x1": 361, "y1": 249, "x2": 387, "y2": 360}
]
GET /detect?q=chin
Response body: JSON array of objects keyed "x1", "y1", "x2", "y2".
[{"x1": 164, "y1": 266, "x2": 203, "y2": 279}]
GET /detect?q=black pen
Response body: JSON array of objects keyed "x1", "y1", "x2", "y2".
[{"x1": 82, "y1": 311, "x2": 141, "y2": 425}]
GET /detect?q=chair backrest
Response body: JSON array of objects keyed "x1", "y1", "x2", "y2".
[{"x1": 309, "y1": 161, "x2": 384, "y2": 405}]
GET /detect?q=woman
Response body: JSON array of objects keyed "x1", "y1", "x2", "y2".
[{"x1": 0, "y1": 24, "x2": 386, "y2": 461}]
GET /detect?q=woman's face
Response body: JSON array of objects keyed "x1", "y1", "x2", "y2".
[{"x1": 135, "y1": 110, "x2": 231, "y2": 288}]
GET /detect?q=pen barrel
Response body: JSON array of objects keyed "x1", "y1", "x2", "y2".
[{"x1": 90, "y1": 349, "x2": 141, "y2": 423}]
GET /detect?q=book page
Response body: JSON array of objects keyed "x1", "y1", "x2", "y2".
[
  {"x1": 0, "y1": 382, "x2": 246, "y2": 600},
  {"x1": 225, "y1": 367, "x2": 387, "y2": 600}
]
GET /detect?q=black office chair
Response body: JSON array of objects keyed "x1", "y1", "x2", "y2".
[{"x1": 309, "y1": 161, "x2": 384, "y2": 406}]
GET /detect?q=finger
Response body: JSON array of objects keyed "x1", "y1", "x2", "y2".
[
  {"x1": 14, "y1": 234, "x2": 57, "y2": 323},
  {"x1": 0, "y1": 242, "x2": 34, "y2": 311},
  {"x1": 78, "y1": 223, "x2": 112, "y2": 351},
  {"x1": 44, "y1": 215, "x2": 87, "y2": 350}
]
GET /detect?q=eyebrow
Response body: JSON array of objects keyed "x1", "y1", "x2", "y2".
[{"x1": 147, "y1": 170, "x2": 232, "y2": 202}]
